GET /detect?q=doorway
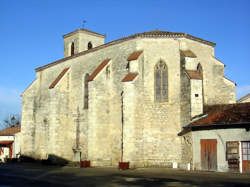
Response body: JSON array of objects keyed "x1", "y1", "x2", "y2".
[{"x1": 200, "y1": 139, "x2": 217, "y2": 171}]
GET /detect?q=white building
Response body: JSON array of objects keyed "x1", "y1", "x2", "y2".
[{"x1": 0, "y1": 126, "x2": 21, "y2": 162}]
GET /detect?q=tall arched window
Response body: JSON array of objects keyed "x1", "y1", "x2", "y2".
[
  {"x1": 155, "y1": 60, "x2": 168, "y2": 102},
  {"x1": 197, "y1": 63, "x2": 203, "y2": 78},
  {"x1": 88, "y1": 42, "x2": 92, "y2": 50},
  {"x1": 84, "y1": 74, "x2": 89, "y2": 109},
  {"x1": 197, "y1": 63, "x2": 204, "y2": 104},
  {"x1": 71, "y1": 42, "x2": 75, "y2": 56}
]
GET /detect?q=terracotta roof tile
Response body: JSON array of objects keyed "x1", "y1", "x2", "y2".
[
  {"x1": 237, "y1": 93, "x2": 250, "y2": 103},
  {"x1": 190, "y1": 103, "x2": 250, "y2": 126},
  {"x1": 0, "y1": 140, "x2": 14, "y2": 145},
  {"x1": 127, "y1": 51, "x2": 143, "y2": 61},
  {"x1": 185, "y1": 70, "x2": 202, "y2": 80},
  {"x1": 180, "y1": 50, "x2": 197, "y2": 58},
  {"x1": 35, "y1": 30, "x2": 215, "y2": 72},
  {"x1": 88, "y1": 59, "x2": 111, "y2": 81},
  {"x1": 49, "y1": 67, "x2": 70, "y2": 89},
  {"x1": 122, "y1": 73, "x2": 138, "y2": 82},
  {"x1": 0, "y1": 126, "x2": 21, "y2": 136}
]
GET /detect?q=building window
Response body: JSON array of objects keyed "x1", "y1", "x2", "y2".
[
  {"x1": 71, "y1": 42, "x2": 75, "y2": 56},
  {"x1": 226, "y1": 141, "x2": 239, "y2": 160},
  {"x1": 242, "y1": 142, "x2": 250, "y2": 161},
  {"x1": 84, "y1": 74, "x2": 89, "y2": 109},
  {"x1": 197, "y1": 63, "x2": 204, "y2": 102},
  {"x1": 88, "y1": 42, "x2": 93, "y2": 50},
  {"x1": 106, "y1": 65, "x2": 110, "y2": 79},
  {"x1": 197, "y1": 63, "x2": 203, "y2": 77},
  {"x1": 155, "y1": 60, "x2": 168, "y2": 102}
]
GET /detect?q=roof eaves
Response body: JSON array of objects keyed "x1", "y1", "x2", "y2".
[
  {"x1": 127, "y1": 50, "x2": 143, "y2": 61},
  {"x1": 122, "y1": 73, "x2": 138, "y2": 82},
  {"x1": 63, "y1": 29, "x2": 106, "y2": 39},
  {"x1": 180, "y1": 50, "x2": 197, "y2": 58},
  {"x1": 49, "y1": 67, "x2": 70, "y2": 89},
  {"x1": 185, "y1": 34, "x2": 216, "y2": 47},
  {"x1": 35, "y1": 36, "x2": 136, "y2": 72},
  {"x1": 211, "y1": 56, "x2": 225, "y2": 66},
  {"x1": 185, "y1": 70, "x2": 202, "y2": 80},
  {"x1": 224, "y1": 76, "x2": 236, "y2": 86},
  {"x1": 88, "y1": 59, "x2": 111, "y2": 81},
  {"x1": 237, "y1": 93, "x2": 250, "y2": 103},
  {"x1": 35, "y1": 31, "x2": 215, "y2": 72}
]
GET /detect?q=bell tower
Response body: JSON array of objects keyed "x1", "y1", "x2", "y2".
[{"x1": 62, "y1": 28, "x2": 106, "y2": 57}]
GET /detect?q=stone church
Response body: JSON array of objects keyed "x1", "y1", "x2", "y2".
[{"x1": 21, "y1": 28, "x2": 236, "y2": 168}]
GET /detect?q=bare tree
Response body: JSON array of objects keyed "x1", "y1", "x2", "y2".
[{"x1": 0, "y1": 114, "x2": 21, "y2": 129}]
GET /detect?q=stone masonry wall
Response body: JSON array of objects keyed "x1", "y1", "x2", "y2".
[
  {"x1": 21, "y1": 34, "x2": 236, "y2": 167},
  {"x1": 179, "y1": 38, "x2": 236, "y2": 105}
]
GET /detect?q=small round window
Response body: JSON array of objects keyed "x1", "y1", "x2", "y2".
[{"x1": 88, "y1": 42, "x2": 93, "y2": 50}]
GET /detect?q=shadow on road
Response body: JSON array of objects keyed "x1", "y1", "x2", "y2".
[{"x1": 0, "y1": 163, "x2": 250, "y2": 187}]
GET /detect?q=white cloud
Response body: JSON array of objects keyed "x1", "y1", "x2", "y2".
[
  {"x1": 236, "y1": 85, "x2": 250, "y2": 99},
  {"x1": 0, "y1": 87, "x2": 22, "y2": 121}
]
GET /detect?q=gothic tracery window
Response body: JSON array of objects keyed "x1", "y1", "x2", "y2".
[{"x1": 155, "y1": 60, "x2": 168, "y2": 102}]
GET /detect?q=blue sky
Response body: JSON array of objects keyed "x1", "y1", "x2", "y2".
[{"x1": 0, "y1": 0, "x2": 250, "y2": 122}]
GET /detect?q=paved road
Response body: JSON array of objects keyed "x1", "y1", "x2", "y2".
[{"x1": 0, "y1": 163, "x2": 250, "y2": 187}]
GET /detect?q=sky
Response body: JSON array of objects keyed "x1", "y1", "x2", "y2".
[{"x1": 0, "y1": 0, "x2": 250, "y2": 122}]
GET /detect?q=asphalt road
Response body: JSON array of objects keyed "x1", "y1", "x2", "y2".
[{"x1": 0, "y1": 163, "x2": 250, "y2": 187}]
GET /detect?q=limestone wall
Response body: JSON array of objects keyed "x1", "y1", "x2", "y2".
[
  {"x1": 134, "y1": 38, "x2": 183, "y2": 167},
  {"x1": 21, "y1": 34, "x2": 236, "y2": 167},
  {"x1": 190, "y1": 79, "x2": 203, "y2": 117},
  {"x1": 179, "y1": 38, "x2": 236, "y2": 105}
]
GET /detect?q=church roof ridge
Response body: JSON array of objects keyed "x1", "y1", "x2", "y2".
[
  {"x1": 63, "y1": 28, "x2": 106, "y2": 38},
  {"x1": 35, "y1": 30, "x2": 216, "y2": 72}
]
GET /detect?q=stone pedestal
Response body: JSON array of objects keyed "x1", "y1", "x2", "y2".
[{"x1": 72, "y1": 148, "x2": 81, "y2": 162}]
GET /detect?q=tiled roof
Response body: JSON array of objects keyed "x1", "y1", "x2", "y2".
[
  {"x1": 122, "y1": 73, "x2": 138, "y2": 82},
  {"x1": 191, "y1": 103, "x2": 250, "y2": 126},
  {"x1": 0, "y1": 126, "x2": 21, "y2": 136},
  {"x1": 185, "y1": 70, "x2": 202, "y2": 80},
  {"x1": 180, "y1": 50, "x2": 197, "y2": 58},
  {"x1": 63, "y1": 28, "x2": 106, "y2": 38},
  {"x1": 49, "y1": 67, "x2": 70, "y2": 89},
  {"x1": 133, "y1": 30, "x2": 215, "y2": 46},
  {"x1": 0, "y1": 141, "x2": 14, "y2": 145},
  {"x1": 127, "y1": 51, "x2": 143, "y2": 61},
  {"x1": 35, "y1": 30, "x2": 216, "y2": 72},
  {"x1": 178, "y1": 103, "x2": 250, "y2": 136},
  {"x1": 237, "y1": 93, "x2": 250, "y2": 103},
  {"x1": 88, "y1": 59, "x2": 111, "y2": 81}
]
